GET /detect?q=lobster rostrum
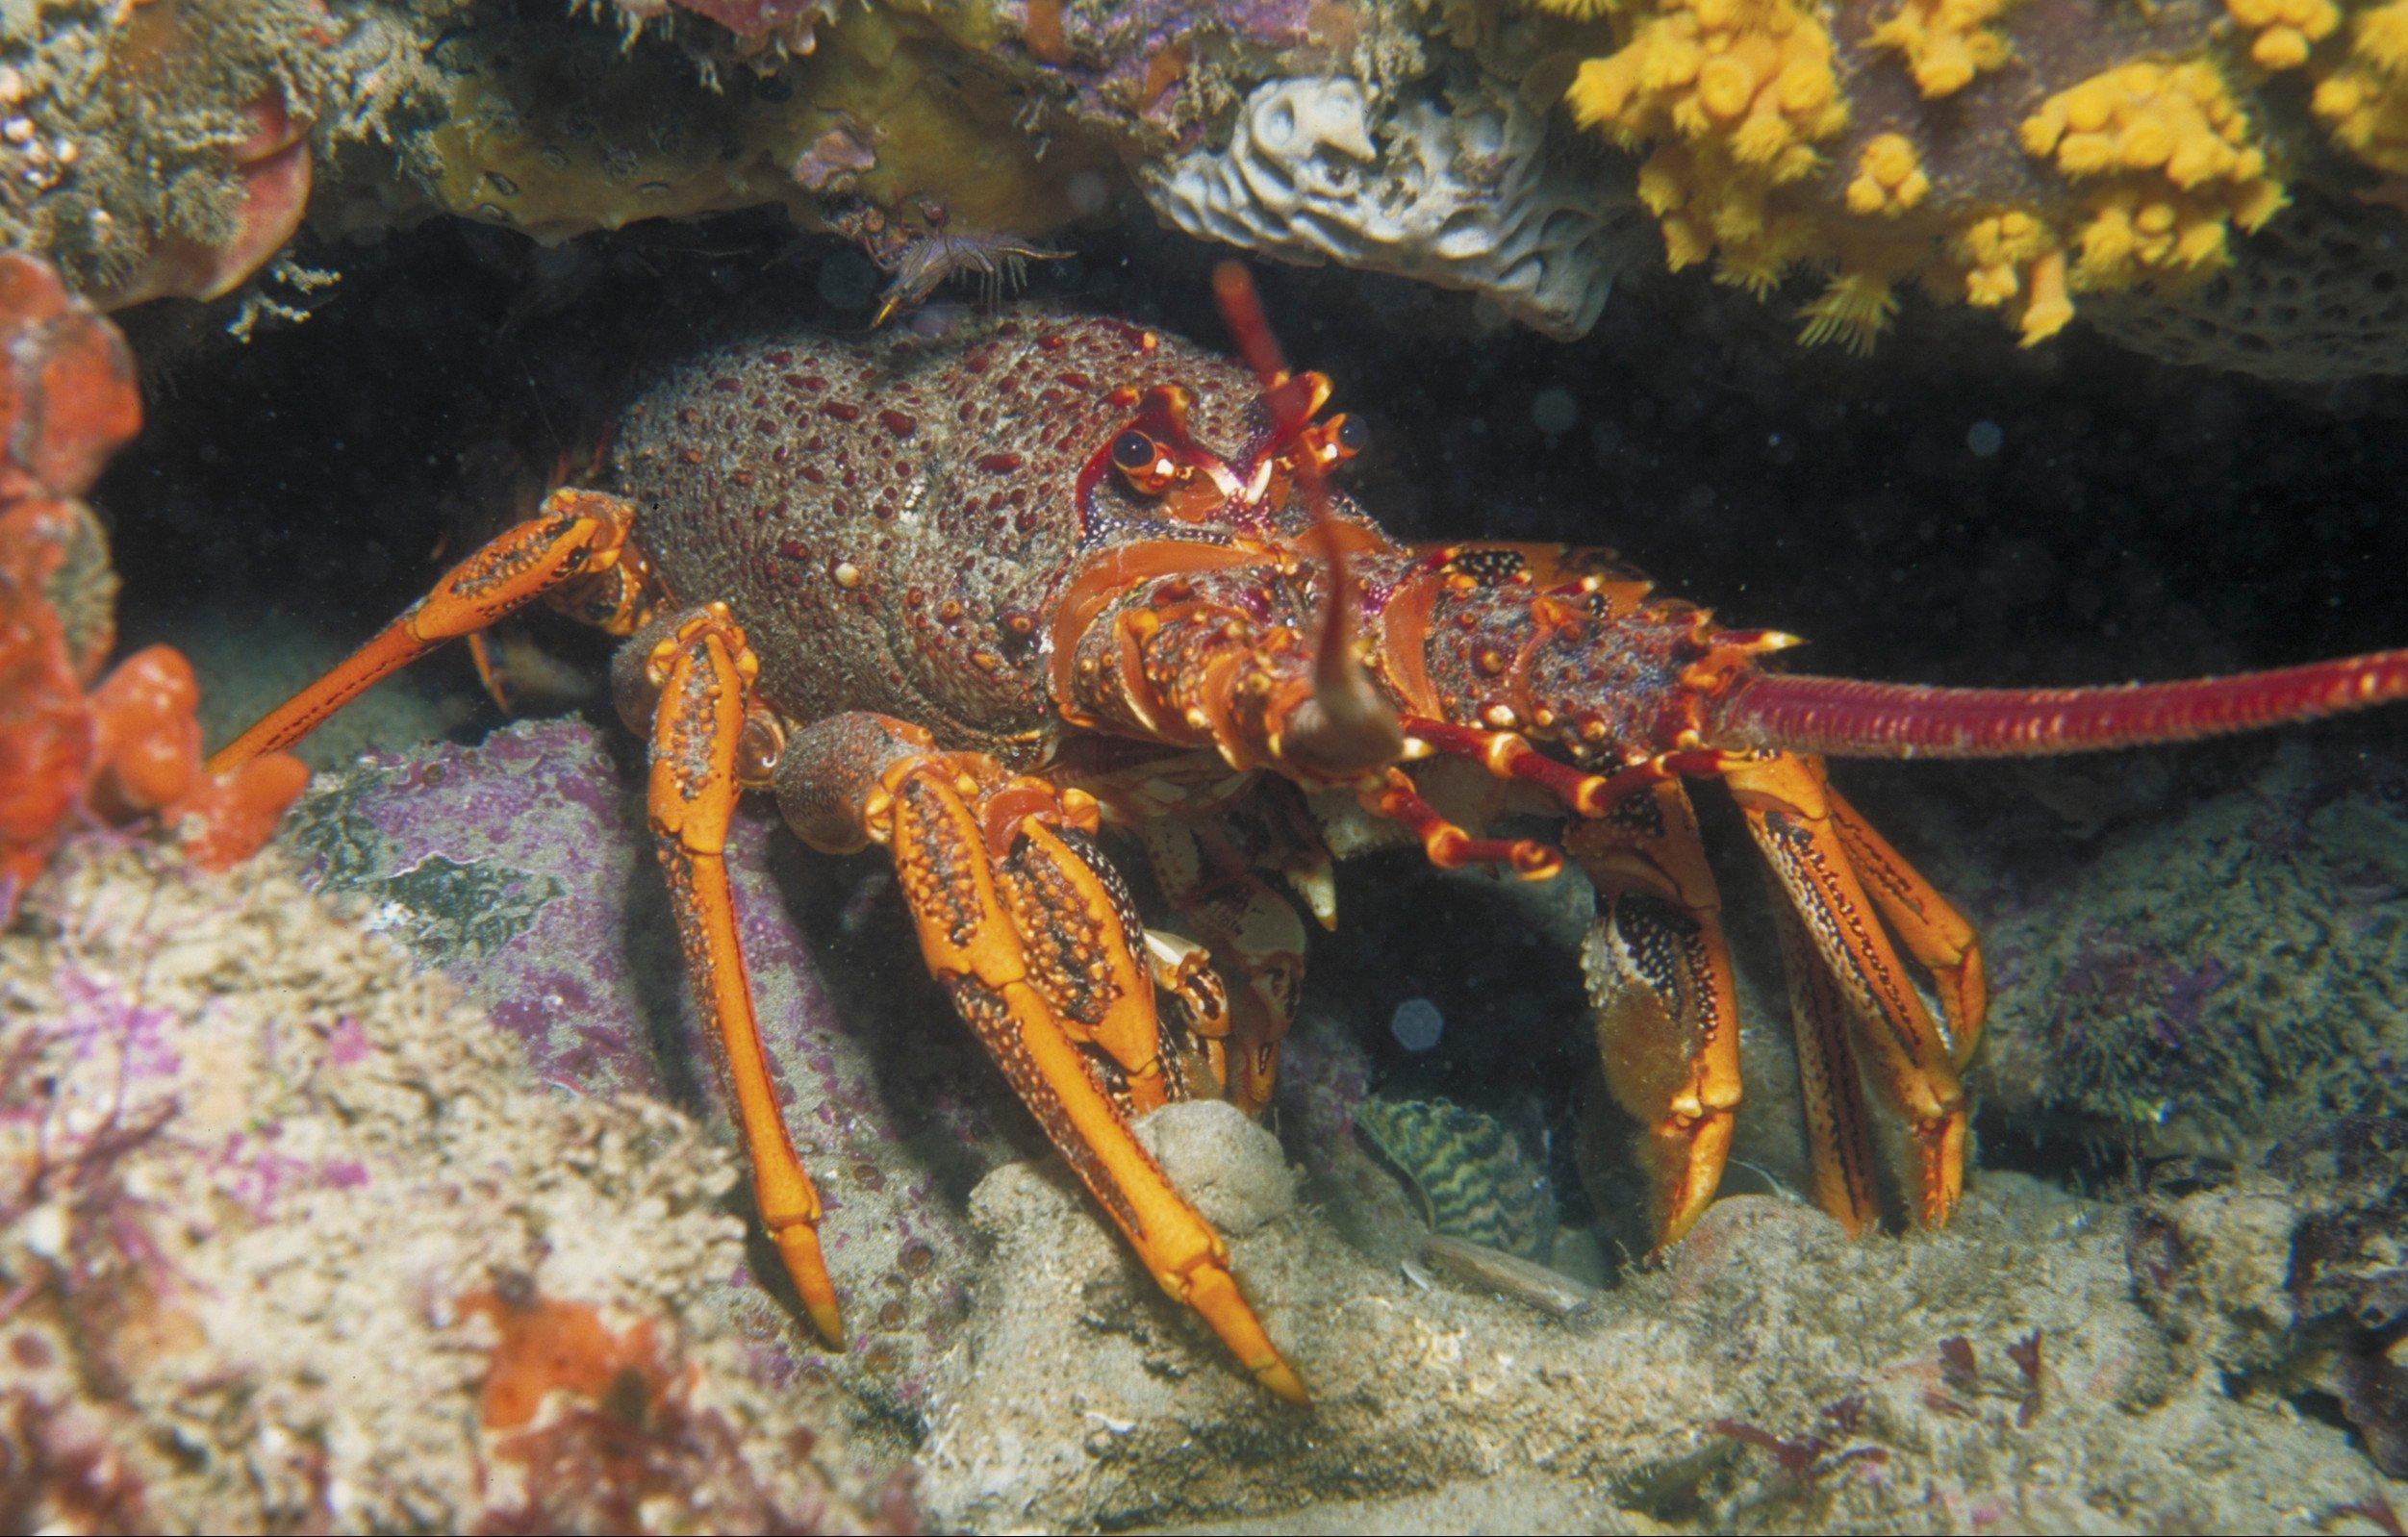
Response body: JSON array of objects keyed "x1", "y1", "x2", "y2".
[{"x1": 210, "y1": 266, "x2": 2408, "y2": 1403}]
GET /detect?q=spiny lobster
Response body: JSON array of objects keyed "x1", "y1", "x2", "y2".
[{"x1": 211, "y1": 266, "x2": 2408, "y2": 1402}]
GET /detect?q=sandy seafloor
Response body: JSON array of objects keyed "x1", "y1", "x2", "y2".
[{"x1": 6, "y1": 216, "x2": 2408, "y2": 1531}]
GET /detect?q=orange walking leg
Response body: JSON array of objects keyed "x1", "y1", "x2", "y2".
[
  {"x1": 773, "y1": 713, "x2": 1305, "y2": 1401},
  {"x1": 646, "y1": 606, "x2": 844, "y2": 1347},
  {"x1": 1824, "y1": 787, "x2": 1988, "y2": 1066},
  {"x1": 1764, "y1": 894, "x2": 1883, "y2": 1237},
  {"x1": 207, "y1": 489, "x2": 638, "y2": 773},
  {"x1": 1727, "y1": 752, "x2": 1967, "y2": 1227}
]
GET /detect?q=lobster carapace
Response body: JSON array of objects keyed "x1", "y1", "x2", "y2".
[{"x1": 211, "y1": 269, "x2": 2408, "y2": 1402}]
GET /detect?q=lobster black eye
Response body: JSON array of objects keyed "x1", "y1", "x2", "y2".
[
  {"x1": 1334, "y1": 416, "x2": 1368, "y2": 454},
  {"x1": 1111, "y1": 430, "x2": 1155, "y2": 471}
]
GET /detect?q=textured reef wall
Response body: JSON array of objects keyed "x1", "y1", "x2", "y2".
[
  {"x1": 7, "y1": 809, "x2": 2402, "y2": 1529},
  {"x1": 1851, "y1": 737, "x2": 2408, "y2": 1162},
  {"x1": 0, "y1": 0, "x2": 321, "y2": 307},
  {"x1": 20, "y1": 0, "x2": 2408, "y2": 370},
  {"x1": 16, "y1": 710, "x2": 2357, "y2": 1529}
]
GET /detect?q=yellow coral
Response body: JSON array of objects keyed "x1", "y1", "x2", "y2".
[
  {"x1": 1567, "y1": 0, "x2": 1847, "y2": 290},
  {"x1": 2223, "y1": 0, "x2": 2341, "y2": 71},
  {"x1": 1866, "y1": 0, "x2": 2019, "y2": 98},
  {"x1": 1845, "y1": 133, "x2": 1932, "y2": 214},
  {"x1": 1955, "y1": 210, "x2": 2073, "y2": 340},
  {"x1": 2313, "y1": 0, "x2": 2408, "y2": 172},
  {"x1": 1559, "y1": 0, "x2": 2292, "y2": 350},
  {"x1": 2019, "y1": 60, "x2": 2284, "y2": 312}
]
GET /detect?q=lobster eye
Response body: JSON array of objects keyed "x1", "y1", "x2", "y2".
[
  {"x1": 1111, "y1": 430, "x2": 1156, "y2": 471},
  {"x1": 1109, "y1": 428, "x2": 1179, "y2": 495},
  {"x1": 1333, "y1": 415, "x2": 1367, "y2": 455}
]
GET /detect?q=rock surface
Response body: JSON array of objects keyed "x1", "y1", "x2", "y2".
[
  {"x1": 0, "y1": 839, "x2": 900, "y2": 1532},
  {"x1": 279, "y1": 716, "x2": 1026, "y2": 1419},
  {"x1": 921, "y1": 1100, "x2": 2404, "y2": 1533}
]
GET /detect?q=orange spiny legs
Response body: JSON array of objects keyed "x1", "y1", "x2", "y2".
[
  {"x1": 645, "y1": 608, "x2": 843, "y2": 1347},
  {"x1": 1765, "y1": 894, "x2": 1883, "y2": 1236},
  {"x1": 1726, "y1": 752, "x2": 1970, "y2": 1227},
  {"x1": 207, "y1": 489, "x2": 639, "y2": 775},
  {"x1": 205, "y1": 494, "x2": 849, "y2": 1346},
  {"x1": 1824, "y1": 787, "x2": 1988, "y2": 1066},
  {"x1": 1565, "y1": 780, "x2": 1743, "y2": 1249},
  {"x1": 776, "y1": 712, "x2": 1305, "y2": 1401},
  {"x1": 1404, "y1": 716, "x2": 1980, "y2": 1241}
]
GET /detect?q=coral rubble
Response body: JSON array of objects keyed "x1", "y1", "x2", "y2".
[{"x1": 2131, "y1": 1119, "x2": 2408, "y2": 1477}]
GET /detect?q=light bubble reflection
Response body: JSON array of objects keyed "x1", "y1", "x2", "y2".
[{"x1": 1390, "y1": 995, "x2": 1443, "y2": 1052}]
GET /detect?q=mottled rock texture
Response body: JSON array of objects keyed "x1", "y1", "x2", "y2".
[{"x1": 0, "y1": 838, "x2": 900, "y2": 1532}]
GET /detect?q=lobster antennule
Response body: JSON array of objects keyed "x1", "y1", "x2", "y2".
[
  {"x1": 1701, "y1": 648, "x2": 2408, "y2": 759},
  {"x1": 1210, "y1": 262, "x2": 1402, "y2": 776}
]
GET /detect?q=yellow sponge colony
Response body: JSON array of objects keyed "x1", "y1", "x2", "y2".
[
  {"x1": 2012, "y1": 63, "x2": 2286, "y2": 338},
  {"x1": 2311, "y1": 1, "x2": 2408, "y2": 171},
  {"x1": 1566, "y1": 0, "x2": 1846, "y2": 301},
  {"x1": 2225, "y1": 0, "x2": 2343, "y2": 70},
  {"x1": 1543, "y1": 0, "x2": 2299, "y2": 350},
  {"x1": 1865, "y1": 0, "x2": 2019, "y2": 99}
]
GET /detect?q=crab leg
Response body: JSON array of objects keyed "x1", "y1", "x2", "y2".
[
  {"x1": 645, "y1": 606, "x2": 844, "y2": 1347},
  {"x1": 1725, "y1": 752, "x2": 1966, "y2": 1226},
  {"x1": 1564, "y1": 780, "x2": 1743, "y2": 1249},
  {"x1": 776, "y1": 713, "x2": 1305, "y2": 1401},
  {"x1": 207, "y1": 489, "x2": 636, "y2": 773}
]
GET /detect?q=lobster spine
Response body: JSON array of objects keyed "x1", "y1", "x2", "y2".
[{"x1": 1702, "y1": 649, "x2": 2408, "y2": 760}]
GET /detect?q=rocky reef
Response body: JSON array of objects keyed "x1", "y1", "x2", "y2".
[
  {"x1": 277, "y1": 717, "x2": 1023, "y2": 1421},
  {"x1": 18, "y1": 776, "x2": 2397, "y2": 1529},
  {"x1": 1837, "y1": 736, "x2": 2408, "y2": 1163},
  {"x1": 0, "y1": 837, "x2": 905, "y2": 1532},
  {"x1": 13, "y1": 696, "x2": 2396, "y2": 1529},
  {"x1": 924, "y1": 1098, "x2": 2399, "y2": 1531},
  {"x1": 8, "y1": 0, "x2": 2408, "y2": 1528}
]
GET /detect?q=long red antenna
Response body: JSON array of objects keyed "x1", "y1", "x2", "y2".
[
  {"x1": 1703, "y1": 649, "x2": 2408, "y2": 759},
  {"x1": 1209, "y1": 262, "x2": 1400, "y2": 774}
]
